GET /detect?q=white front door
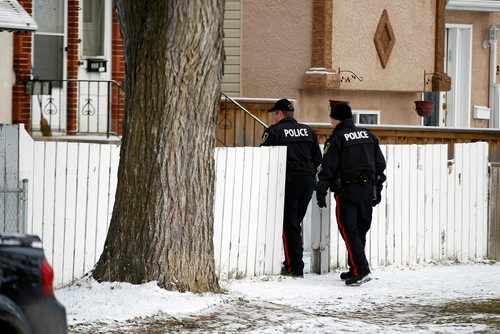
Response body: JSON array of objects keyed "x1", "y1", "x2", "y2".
[
  {"x1": 444, "y1": 24, "x2": 472, "y2": 128},
  {"x1": 77, "y1": 0, "x2": 112, "y2": 133}
]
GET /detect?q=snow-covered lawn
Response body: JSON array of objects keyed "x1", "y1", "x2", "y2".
[{"x1": 58, "y1": 262, "x2": 500, "y2": 333}]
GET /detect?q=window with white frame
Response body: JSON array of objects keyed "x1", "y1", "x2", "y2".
[{"x1": 352, "y1": 110, "x2": 380, "y2": 125}]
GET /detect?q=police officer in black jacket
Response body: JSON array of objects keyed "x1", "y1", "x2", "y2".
[
  {"x1": 261, "y1": 98, "x2": 322, "y2": 277},
  {"x1": 316, "y1": 102, "x2": 386, "y2": 286}
]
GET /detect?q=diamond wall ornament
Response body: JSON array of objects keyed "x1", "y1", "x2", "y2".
[{"x1": 374, "y1": 9, "x2": 395, "y2": 69}]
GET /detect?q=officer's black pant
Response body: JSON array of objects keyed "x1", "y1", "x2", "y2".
[
  {"x1": 282, "y1": 174, "x2": 315, "y2": 275},
  {"x1": 334, "y1": 183, "x2": 373, "y2": 276}
]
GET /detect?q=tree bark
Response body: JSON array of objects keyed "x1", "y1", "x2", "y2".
[{"x1": 93, "y1": 0, "x2": 225, "y2": 293}]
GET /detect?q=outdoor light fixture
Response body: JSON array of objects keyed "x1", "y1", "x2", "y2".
[
  {"x1": 484, "y1": 24, "x2": 500, "y2": 48},
  {"x1": 489, "y1": 24, "x2": 499, "y2": 43}
]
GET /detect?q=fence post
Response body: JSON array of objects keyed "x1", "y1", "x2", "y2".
[
  {"x1": 21, "y1": 179, "x2": 28, "y2": 234},
  {"x1": 310, "y1": 191, "x2": 331, "y2": 274},
  {"x1": 489, "y1": 164, "x2": 500, "y2": 260}
]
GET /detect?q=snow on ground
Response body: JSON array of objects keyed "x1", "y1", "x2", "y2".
[
  {"x1": 57, "y1": 262, "x2": 500, "y2": 333},
  {"x1": 58, "y1": 278, "x2": 224, "y2": 323}
]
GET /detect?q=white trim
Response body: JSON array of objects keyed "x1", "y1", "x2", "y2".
[
  {"x1": 446, "y1": 23, "x2": 473, "y2": 29},
  {"x1": 0, "y1": 0, "x2": 37, "y2": 31},
  {"x1": 447, "y1": 0, "x2": 500, "y2": 12}
]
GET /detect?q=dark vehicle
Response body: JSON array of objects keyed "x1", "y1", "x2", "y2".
[{"x1": 0, "y1": 234, "x2": 67, "y2": 334}]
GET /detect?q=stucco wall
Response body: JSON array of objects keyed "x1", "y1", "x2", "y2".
[
  {"x1": 332, "y1": 0, "x2": 435, "y2": 92},
  {"x1": 303, "y1": 0, "x2": 434, "y2": 124},
  {"x1": 241, "y1": 0, "x2": 434, "y2": 125},
  {"x1": 241, "y1": 4, "x2": 499, "y2": 127},
  {"x1": 0, "y1": 32, "x2": 13, "y2": 124},
  {"x1": 298, "y1": 90, "x2": 421, "y2": 125},
  {"x1": 241, "y1": 0, "x2": 312, "y2": 100}
]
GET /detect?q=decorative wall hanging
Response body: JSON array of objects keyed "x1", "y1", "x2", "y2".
[{"x1": 374, "y1": 9, "x2": 395, "y2": 69}]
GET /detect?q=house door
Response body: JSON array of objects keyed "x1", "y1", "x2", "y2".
[
  {"x1": 32, "y1": 0, "x2": 67, "y2": 133},
  {"x1": 444, "y1": 24, "x2": 472, "y2": 128},
  {"x1": 77, "y1": 0, "x2": 112, "y2": 133}
]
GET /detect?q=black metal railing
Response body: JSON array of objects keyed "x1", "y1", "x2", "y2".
[
  {"x1": 218, "y1": 93, "x2": 268, "y2": 147},
  {"x1": 26, "y1": 79, "x2": 124, "y2": 138}
]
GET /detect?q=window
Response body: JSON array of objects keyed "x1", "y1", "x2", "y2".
[
  {"x1": 33, "y1": 0, "x2": 64, "y2": 81},
  {"x1": 82, "y1": 0, "x2": 104, "y2": 58},
  {"x1": 423, "y1": 92, "x2": 440, "y2": 126},
  {"x1": 352, "y1": 110, "x2": 380, "y2": 125}
]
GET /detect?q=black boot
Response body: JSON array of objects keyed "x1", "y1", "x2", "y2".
[
  {"x1": 281, "y1": 265, "x2": 303, "y2": 278},
  {"x1": 340, "y1": 270, "x2": 354, "y2": 280},
  {"x1": 345, "y1": 272, "x2": 372, "y2": 286}
]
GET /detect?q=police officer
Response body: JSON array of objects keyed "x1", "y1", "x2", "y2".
[
  {"x1": 261, "y1": 98, "x2": 322, "y2": 277},
  {"x1": 316, "y1": 102, "x2": 386, "y2": 286}
]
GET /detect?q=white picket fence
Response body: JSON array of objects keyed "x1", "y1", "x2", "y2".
[
  {"x1": 316, "y1": 142, "x2": 489, "y2": 270},
  {"x1": 13, "y1": 125, "x2": 287, "y2": 286},
  {"x1": 214, "y1": 147, "x2": 287, "y2": 278},
  {"x1": 18, "y1": 132, "x2": 121, "y2": 286},
  {"x1": 0, "y1": 125, "x2": 491, "y2": 287}
]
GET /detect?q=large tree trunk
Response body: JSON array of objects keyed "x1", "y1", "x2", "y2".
[{"x1": 93, "y1": 0, "x2": 225, "y2": 293}]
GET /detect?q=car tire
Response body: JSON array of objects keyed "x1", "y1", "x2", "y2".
[{"x1": 0, "y1": 294, "x2": 32, "y2": 334}]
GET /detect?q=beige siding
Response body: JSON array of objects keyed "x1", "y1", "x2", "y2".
[{"x1": 223, "y1": 0, "x2": 241, "y2": 97}]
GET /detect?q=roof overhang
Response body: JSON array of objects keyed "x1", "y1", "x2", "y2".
[
  {"x1": 447, "y1": 0, "x2": 500, "y2": 12},
  {"x1": 0, "y1": 0, "x2": 37, "y2": 32}
]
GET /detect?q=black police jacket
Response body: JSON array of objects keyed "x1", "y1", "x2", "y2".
[
  {"x1": 316, "y1": 119, "x2": 386, "y2": 198},
  {"x1": 261, "y1": 117, "x2": 322, "y2": 176}
]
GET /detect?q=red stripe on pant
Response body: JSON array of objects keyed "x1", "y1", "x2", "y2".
[
  {"x1": 282, "y1": 230, "x2": 291, "y2": 273},
  {"x1": 335, "y1": 194, "x2": 359, "y2": 276}
]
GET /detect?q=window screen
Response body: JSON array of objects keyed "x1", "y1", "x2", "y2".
[
  {"x1": 33, "y1": 35, "x2": 63, "y2": 81},
  {"x1": 33, "y1": 0, "x2": 64, "y2": 83}
]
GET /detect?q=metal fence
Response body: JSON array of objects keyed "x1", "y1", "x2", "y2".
[
  {"x1": 0, "y1": 179, "x2": 28, "y2": 233},
  {"x1": 26, "y1": 79, "x2": 124, "y2": 137}
]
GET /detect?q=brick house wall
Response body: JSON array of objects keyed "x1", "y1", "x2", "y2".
[
  {"x1": 112, "y1": 8, "x2": 125, "y2": 136},
  {"x1": 67, "y1": 0, "x2": 79, "y2": 134},
  {"x1": 12, "y1": 0, "x2": 126, "y2": 136},
  {"x1": 12, "y1": 0, "x2": 33, "y2": 131}
]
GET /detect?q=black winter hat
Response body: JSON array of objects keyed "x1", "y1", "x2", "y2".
[
  {"x1": 268, "y1": 99, "x2": 294, "y2": 112},
  {"x1": 329, "y1": 102, "x2": 352, "y2": 120}
]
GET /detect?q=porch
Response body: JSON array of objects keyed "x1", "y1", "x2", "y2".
[{"x1": 25, "y1": 79, "x2": 124, "y2": 138}]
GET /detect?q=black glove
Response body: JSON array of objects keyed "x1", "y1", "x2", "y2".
[
  {"x1": 317, "y1": 195, "x2": 327, "y2": 208},
  {"x1": 372, "y1": 173, "x2": 386, "y2": 207}
]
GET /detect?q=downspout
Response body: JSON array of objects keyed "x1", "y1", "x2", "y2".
[
  {"x1": 488, "y1": 25, "x2": 500, "y2": 128},
  {"x1": 487, "y1": 25, "x2": 499, "y2": 128}
]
